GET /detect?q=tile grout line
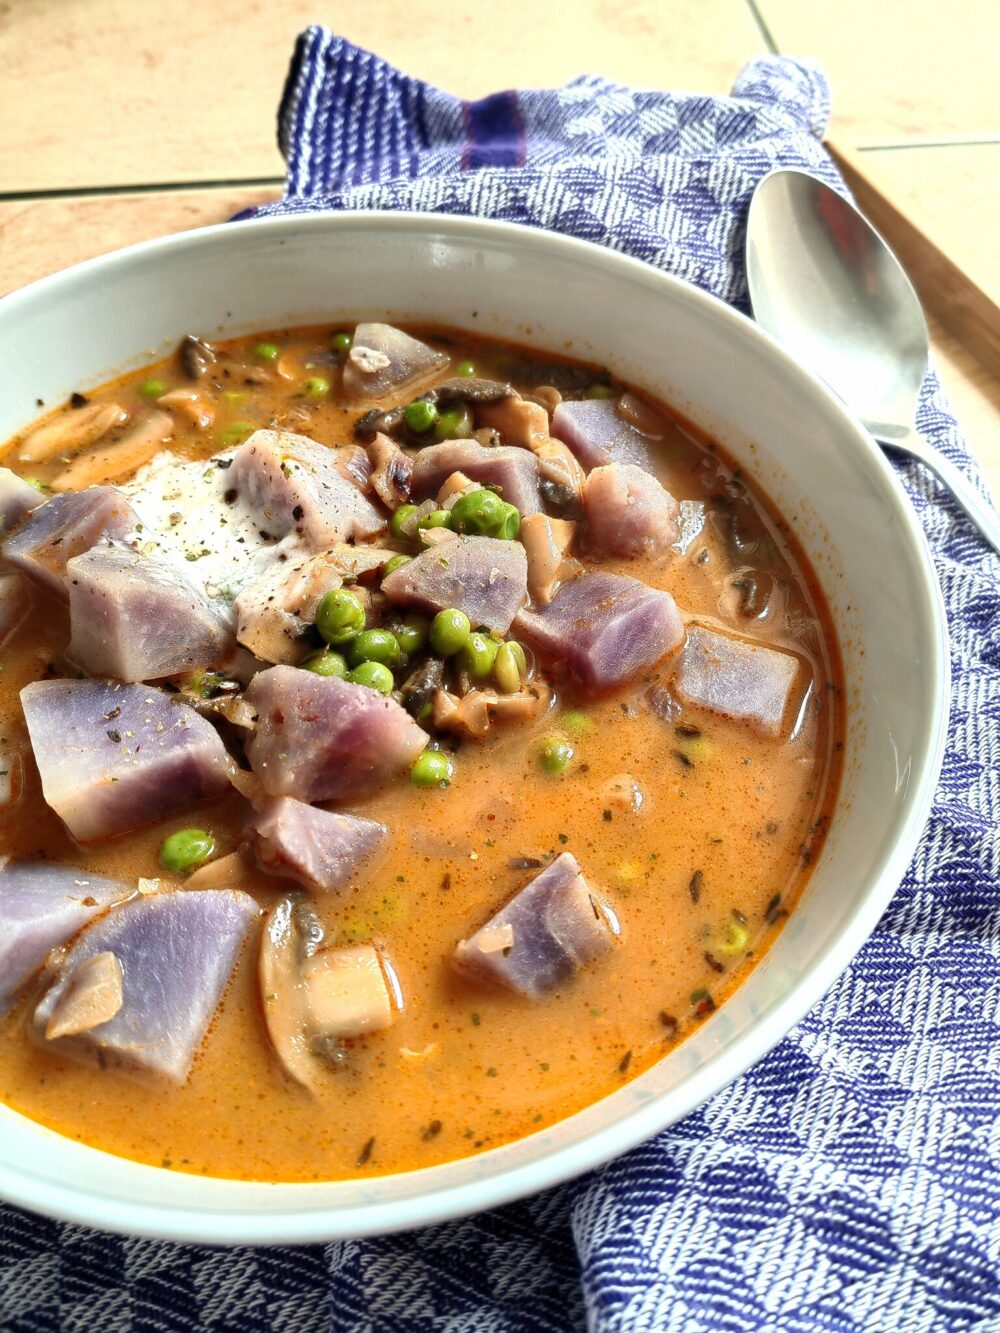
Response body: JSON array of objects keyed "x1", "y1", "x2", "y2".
[
  {"x1": 858, "y1": 138, "x2": 1000, "y2": 152},
  {"x1": 0, "y1": 177, "x2": 285, "y2": 205},
  {"x1": 742, "y1": 0, "x2": 780, "y2": 54}
]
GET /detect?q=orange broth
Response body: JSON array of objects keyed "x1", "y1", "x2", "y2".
[{"x1": 0, "y1": 325, "x2": 842, "y2": 1180}]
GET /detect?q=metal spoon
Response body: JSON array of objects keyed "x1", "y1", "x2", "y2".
[{"x1": 745, "y1": 168, "x2": 1000, "y2": 553}]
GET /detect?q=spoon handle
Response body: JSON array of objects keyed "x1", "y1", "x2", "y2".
[{"x1": 874, "y1": 428, "x2": 1000, "y2": 556}]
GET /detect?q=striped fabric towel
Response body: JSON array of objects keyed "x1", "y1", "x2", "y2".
[{"x1": 4, "y1": 29, "x2": 999, "y2": 1333}]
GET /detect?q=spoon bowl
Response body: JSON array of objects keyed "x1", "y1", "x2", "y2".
[{"x1": 747, "y1": 168, "x2": 1000, "y2": 551}]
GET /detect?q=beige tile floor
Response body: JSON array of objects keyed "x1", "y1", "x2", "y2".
[{"x1": 1, "y1": 0, "x2": 997, "y2": 492}]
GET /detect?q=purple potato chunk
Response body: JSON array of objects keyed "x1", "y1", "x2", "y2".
[
  {"x1": 409, "y1": 441, "x2": 543, "y2": 516},
  {"x1": 583, "y1": 463, "x2": 679, "y2": 558},
  {"x1": 381, "y1": 535, "x2": 528, "y2": 633},
  {"x1": 227, "y1": 430, "x2": 385, "y2": 549},
  {"x1": 342, "y1": 323, "x2": 448, "y2": 402},
  {"x1": 550, "y1": 399, "x2": 656, "y2": 473},
  {"x1": 454, "y1": 853, "x2": 620, "y2": 997},
  {"x1": 66, "y1": 544, "x2": 234, "y2": 682},
  {"x1": 0, "y1": 861, "x2": 128, "y2": 1014},
  {"x1": 671, "y1": 625, "x2": 801, "y2": 737},
  {"x1": 20, "y1": 678, "x2": 233, "y2": 842},
  {"x1": 514, "y1": 570, "x2": 684, "y2": 693},
  {"x1": 244, "y1": 666, "x2": 427, "y2": 803},
  {"x1": 31, "y1": 890, "x2": 258, "y2": 1083},
  {"x1": 0, "y1": 468, "x2": 44, "y2": 537},
  {"x1": 1, "y1": 486, "x2": 137, "y2": 598},
  {"x1": 248, "y1": 797, "x2": 387, "y2": 892}
]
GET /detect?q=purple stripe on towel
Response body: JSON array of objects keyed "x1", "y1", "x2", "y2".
[{"x1": 463, "y1": 91, "x2": 525, "y2": 169}]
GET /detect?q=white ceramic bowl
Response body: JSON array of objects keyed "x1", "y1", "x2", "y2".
[{"x1": 0, "y1": 214, "x2": 948, "y2": 1244}]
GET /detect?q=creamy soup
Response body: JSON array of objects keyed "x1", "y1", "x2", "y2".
[{"x1": 0, "y1": 323, "x2": 842, "y2": 1181}]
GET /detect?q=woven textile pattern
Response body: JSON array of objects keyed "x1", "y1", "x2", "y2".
[{"x1": 2, "y1": 28, "x2": 999, "y2": 1333}]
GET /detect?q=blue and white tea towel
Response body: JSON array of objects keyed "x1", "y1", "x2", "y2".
[{"x1": 3, "y1": 29, "x2": 998, "y2": 1333}]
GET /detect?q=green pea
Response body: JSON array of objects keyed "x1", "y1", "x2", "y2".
[
  {"x1": 189, "y1": 671, "x2": 224, "y2": 698},
  {"x1": 455, "y1": 359, "x2": 476, "y2": 378},
  {"x1": 382, "y1": 553, "x2": 412, "y2": 578},
  {"x1": 255, "y1": 342, "x2": 279, "y2": 362},
  {"x1": 718, "y1": 918, "x2": 751, "y2": 956},
  {"x1": 538, "y1": 736, "x2": 574, "y2": 774},
  {"x1": 434, "y1": 404, "x2": 474, "y2": 442},
  {"x1": 389, "y1": 504, "x2": 419, "y2": 541},
  {"x1": 497, "y1": 502, "x2": 520, "y2": 540},
  {"x1": 392, "y1": 613, "x2": 430, "y2": 657},
  {"x1": 330, "y1": 330, "x2": 353, "y2": 352},
  {"x1": 417, "y1": 509, "x2": 454, "y2": 536},
  {"x1": 221, "y1": 421, "x2": 254, "y2": 446},
  {"x1": 449, "y1": 488, "x2": 506, "y2": 535},
  {"x1": 222, "y1": 389, "x2": 245, "y2": 405},
  {"x1": 315, "y1": 588, "x2": 366, "y2": 645},
  {"x1": 303, "y1": 376, "x2": 331, "y2": 399},
  {"x1": 139, "y1": 377, "x2": 166, "y2": 400},
  {"x1": 561, "y1": 710, "x2": 591, "y2": 737},
  {"x1": 585, "y1": 382, "x2": 616, "y2": 399},
  {"x1": 411, "y1": 749, "x2": 455, "y2": 788},
  {"x1": 404, "y1": 399, "x2": 439, "y2": 434},
  {"x1": 494, "y1": 640, "x2": 526, "y2": 694},
  {"x1": 348, "y1": 661, "x2": 395, "y2": 694},
  {"x1": 160, "y1": 828, "x2": 216, "y2": 874},
  {"x1": 430, "y1": 608, "x2": 471, "y2": 656},
  {"x1": 347, "y1": 629, "x2": 402, "y2": 669},
  {"x1": 301, "y1": 648, "x2": 348, "y2": 678},
  {"x1": 458, "y1": 631, "x2": 499, "y2": 679}
]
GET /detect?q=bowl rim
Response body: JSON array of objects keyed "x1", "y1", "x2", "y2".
[{"x1": 0, "y1": 210, "x2": 950, "y2": 1244}]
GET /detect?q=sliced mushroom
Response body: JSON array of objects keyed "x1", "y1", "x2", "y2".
[
  {"x1": 234, "y1": 551, "x2": 352, "y2": 665},
  {"x1": 303, "y1": 948, "x2": 395, "y2": 1038},
  {"x1": 538, "y1": 475, "x2": 584, "y2": 520},
  {"x1": 399, "y1": 656, "x2": 445, "y2": 719},
  {"x1": 476, "y1": 395, "x2": 550, "y2": 449},
  {"x1": 185, "y1": 849, "x2": 255, "y2": 891},
  {"x1": 179, "y1": 334, "x2": 218, "y2": 380},
  {"x1": 353, "y1": 403, "x2": 407, "y2": 442},
  {"x1": 367, "y1": 432, "x2": 413, "y2": 509},
  {"x1": 436, "y1": 377, "x2": 513, "y2": 405},
  {"x1": 433, "y1": 687, "x2": 493, "y2": 739},
  {"x1": 617, "y1": 392, "x2": 667, "y2": 439},
  {"x1": 51, "y1": 411, "x2": 174, "y2": 491},
  {"x1": 436, "y1": 470, "x2": 477, "y2": 507},
  {"x1": 526, "y1": 385, "x2": 562, "y2": 414},
  {"x1": 45, "y1": 951, "x2": 124, "y2": 1040},
  {"x1": 520, "y1": 513, "x2": 576, "y2": 607},
  {"x1": 433, "y1": 679, "x2": 552, "y2": 739},
  {"x1": 275, "y1": 351, "x2": 306, "y2": 383},
  {"x1": 18, "y1": 402, "x2": 129, "y2": 464},
  {"x1": 489, "y1": 680, "x2": 552, "y2": 724},
  {"x1": 260, "y1": 896, "x2": 399, "y2": 1090},
  {"x1": 157, "y1": 387, "x2": 217, "y2": 430},
  {"x1": 533, "y1": 437, "x2": 586, "y2": 490}
]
